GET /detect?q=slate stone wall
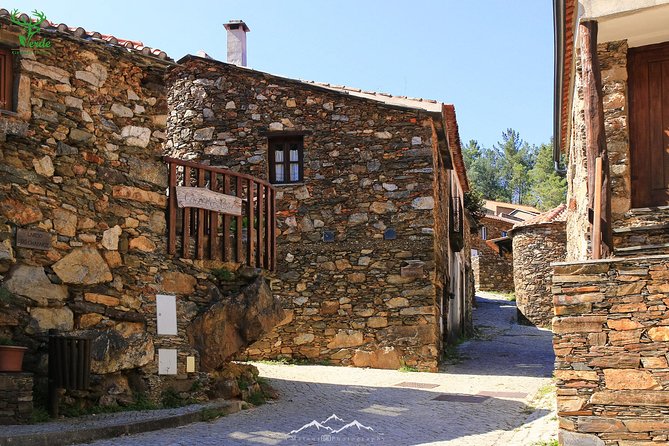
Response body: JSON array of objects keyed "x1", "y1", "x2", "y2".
[
  {"x1": 512, "y1": 222, "x2": 566, "y2": 326},
  {"x1": 565, "y1": 41, "x2": 630, "y2": 261},
  {"x1": 0, "y1": 28, "x2": 238, "y2": 407},
  {"x1": 552, "y1": 256, "x2": 669, "y2": 445},
  {"x1": 471, "y1": 216, "x2": 514, "y2": 292},
  {"x1": 0, "y1": 373, "x2": 32, "y2": 424},
  {"x1": 165, "y1": 57, "x2": 450, "y2": 371}
]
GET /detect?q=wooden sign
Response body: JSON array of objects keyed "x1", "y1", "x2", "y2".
[
  {"x1": 175, "y1": 186, "x2": 242, "y2": 216},
  {"x1": 16, "y1": 228, "x2": 51, "y2": 251}
]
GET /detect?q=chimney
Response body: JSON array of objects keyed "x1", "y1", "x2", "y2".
[{"x1": 224, "y1": 20, "x2": 250, "y2": 66}]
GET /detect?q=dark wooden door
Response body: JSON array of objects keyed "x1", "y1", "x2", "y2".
[{"x1": 629, "y1": 42, "x2": 669, "y2": 207}]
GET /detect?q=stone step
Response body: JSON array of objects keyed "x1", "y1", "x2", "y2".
[
  {"x1": 621, "y1": 205, "x2": 669, "y2": 227},
  {"x1": 613, "y1": 223, "x2": 669, "y2": 233},
  {"x1": 613, "y1": 242, "x2": 669, "y2": 257},
  {"x1": 613, "y1": 223, "x2": 669, "y2": 249}
]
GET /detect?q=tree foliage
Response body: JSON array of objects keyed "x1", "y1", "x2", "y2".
[{"x1": 463, "y1": 130, "x2": 566, "y2": 211}]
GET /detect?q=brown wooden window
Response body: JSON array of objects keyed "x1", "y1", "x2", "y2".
[
  {"x1": 0, "y1": 48, "x2": 13, "y2": 111},
  {"x1": 269, "y1": 136, "x2": 303, "y2": 184}
]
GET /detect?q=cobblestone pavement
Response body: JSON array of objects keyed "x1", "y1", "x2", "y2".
[{"x1": 79, "y1": 293, "x2": 557, "y2": 446}]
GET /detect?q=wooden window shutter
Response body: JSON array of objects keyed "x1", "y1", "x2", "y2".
[
  {"x1": 0, "y1": 48, "x2": 13, "y2": 111},
  {"x1": 450, "y1": 195, "x2": 464, "y2": 252}
]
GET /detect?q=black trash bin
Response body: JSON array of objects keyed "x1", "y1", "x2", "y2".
[{"x1": 48, "y1": 331, "x2": 92, "y2": 417}]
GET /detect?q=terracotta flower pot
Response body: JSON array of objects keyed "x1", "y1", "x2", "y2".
[{"x1": 0, "y1": 345, "x2": 28, "y2": 372}]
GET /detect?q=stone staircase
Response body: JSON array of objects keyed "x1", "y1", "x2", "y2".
[{"x1": 612, "y1": 206, "x2": 669, "y2": 257}]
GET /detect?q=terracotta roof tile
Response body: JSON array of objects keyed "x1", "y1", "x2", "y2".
[
  {"x1": 442, "y1": 104, "x2": 469, "y2": 192},
  {"x1": 558, "y1": 0, "x2": 578, "y2": 154},
  {"x1": 513, "y1": 203, "x2": 567, "y2": 229},
  {"x1": 0, "y1": 9, "x2": 171, "y2": 61}
]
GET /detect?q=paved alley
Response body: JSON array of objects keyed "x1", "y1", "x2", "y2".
[{"x1": 79, "y1": 293, "x2": 557, "y2": 446}]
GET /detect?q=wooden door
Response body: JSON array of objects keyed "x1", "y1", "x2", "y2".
[{"x1": 629, "y1": 42, "x2": 669, "y2": 207}]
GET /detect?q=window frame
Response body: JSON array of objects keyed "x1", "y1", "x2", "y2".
[
  {"x1": 0, "y1": 47, "x2": 14, "y2": 112},
  {"x1": 480, "y1": 226, "x2": 487, "y2": 240},
  {"x1": 268, "y1": 135, "x2": 304, "y2": 184}
]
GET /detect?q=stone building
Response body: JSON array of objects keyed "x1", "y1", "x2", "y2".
[
  {"x1": 0, "y1": 9, "x2": 474, "y2": 424},
  {"x1": 553, "y1": 1, "x2": 669, "y2": 444},
  {"x1": 510, "y1": 204, "x2": 566, "y2": 327},
  {"x1": 0, "y1": 11, "x2": 284, "y2": 419},
  {"x1": 471, "y1": 200, "x2": 538, "y2": 293},
  {"x1": 165, "y1": 41, "x2": 474, "y2": 370}
]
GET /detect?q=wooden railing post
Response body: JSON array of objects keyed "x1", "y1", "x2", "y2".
[
  {"x1": 182, "y1": 167, "x2": 192, "y2": 259},
  {"x1": 236, "y1": 176, "x2": 243, "y2": 263},
  {"x1": 196, "y1": 167, "x2": 206, "y2": 260},
  {"x1": 592, "y1": 156, "x2": 603, "y2": 260},
  {"x1": 256, "y1": 184, "x2": 264, "y2": 268},
  {"x1": 168, "y1": 162, "x2": 177, "y2": 255},
  {"x1": 210, "y1": 172, "x2": 219, "y2": 260},
  {"x1": 247, "y1": 179, "x2": 255, "y2": 267},
  {"x1": 223, "y1": 175, "x2": 231, "y2": 262}
]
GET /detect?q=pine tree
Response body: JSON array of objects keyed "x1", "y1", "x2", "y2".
[{"x1": 527, "y1": 142, "x2": 567, "y2": 210}]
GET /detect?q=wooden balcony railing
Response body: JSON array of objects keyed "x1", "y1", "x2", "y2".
[{"x1": 164, "y1": 157, "x2": 276, "y2": 271}]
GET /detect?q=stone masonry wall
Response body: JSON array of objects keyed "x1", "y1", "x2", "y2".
[
  {"x1": 0, "y1": 27, "x2": 254, "y2": 408},
  {"x1": 472, "y1": 216, "x2": 514, "y2": 292},
  {"x1": 566, "y1": 41, "x2": 630, "y2": 261},
  {"x1": 473, "y1": 253, "x2": 514, "y2": 293},
  {"x1": 0, "y1": 373, "x2": 32, "y2": 424},
  {"x1": 552, "y1": 256, "x2": 669, "y2": 446},
  {"x1": 165, "y1": 57, "x2": 444, "y2": 371},
  {"x1": 512, "y1": 222, "x2": 566, "y2": 327}
]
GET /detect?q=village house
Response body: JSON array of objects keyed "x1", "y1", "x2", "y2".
[
  {"x1": 0, "y1": 11, "x2": 472, "y2": 421},
  {"x1": 0, "y1": 11, "x2": 288, "y2": 422},
  {"x1": 166, "y1": 21, "x2": 474, "y2": 370},
  {"x1": 553, "y1": 1, "x2": 669, "y2": 444},
  {"x1": 471, "y1": 200, "x2": 538, "y2": 293}
]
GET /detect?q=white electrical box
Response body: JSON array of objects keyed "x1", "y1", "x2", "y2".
[
  {"x1": 156, "y1": 294, "x2": 178, "y2": 335},
  {"x1": 158, "y1": 349, "x2": 177, "y2": 375}
]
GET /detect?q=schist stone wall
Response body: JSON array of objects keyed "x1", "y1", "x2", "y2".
[
  {"x1": 566, "y1": 41, "x2": 630, "y2": 261},
  {"x1": 472, "y1": 216, "x2": 514, "y2": 292},
  {"x1": 472, "y1": 254, "x2": 514, "y2": 293},
  {"x1": 552, "y1": 256, "x2": 669, "y2": 446},
  {"x1": 0, "y1": 28, "x2": 281, "y2": 409},
  {"x1": 512, "y1": 222, "x2": 567, "y2": 327},
  {"x1": 0, "y1": 373, "x2": 32, "y2": 424},
  {"x1": 165, "y1": 56, "x2": 449, "y2": 371}
]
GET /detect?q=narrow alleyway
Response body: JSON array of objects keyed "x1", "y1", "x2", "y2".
[{"x1": 79, "y1": 293, "x2": 556, "y2": 446}]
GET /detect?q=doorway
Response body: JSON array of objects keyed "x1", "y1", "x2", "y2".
[{"x1": 628, "y1": 41, "x2": 669, "y2": 207}]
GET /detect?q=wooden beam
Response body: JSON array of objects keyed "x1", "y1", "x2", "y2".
[
  {"x1": 168, "y1": 162, "x2": 177, "y2": 255},
  {"x1": 580, "y1": 20, "x2": 612, "y2": 258},
  {"x1": 593, "y1": 157, "x2": 603, "y2": 259}
]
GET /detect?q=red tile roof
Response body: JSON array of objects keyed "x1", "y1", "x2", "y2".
[
  {"x1": 513, "y1": 203, "x2": 567, "y2": 229},
  {"x1": 557, "y1": 0, "x2": 578, "y2": 154},
  {"x1": 0, "y1": 9, "x2": 170, "y2": 60},
  {"x1": 442, "y1": 104, "x2": 469, "y2": 193}
]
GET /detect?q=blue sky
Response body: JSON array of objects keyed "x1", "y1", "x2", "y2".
[{"x1": 3, "y1": 0, "x2": 554, "y2": 149}]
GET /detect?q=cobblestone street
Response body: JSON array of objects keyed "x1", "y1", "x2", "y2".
[{"x1": 79, "y1": 293, "x2": 557, "y2": 446}]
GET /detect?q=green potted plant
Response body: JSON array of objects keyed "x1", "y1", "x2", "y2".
[{"x1": 0, "y1": 338, "x2": 27, "y2": 372}]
